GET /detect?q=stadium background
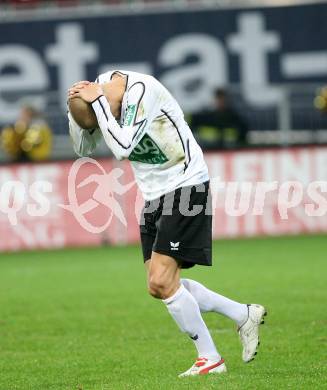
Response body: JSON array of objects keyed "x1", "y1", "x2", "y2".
[{"x1": 0, "y1": 1, "x2": 326, "y2": 389}]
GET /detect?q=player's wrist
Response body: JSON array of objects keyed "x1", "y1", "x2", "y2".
[{"x1": 90, "y1": 94, "x2": 104, "y2": 105}]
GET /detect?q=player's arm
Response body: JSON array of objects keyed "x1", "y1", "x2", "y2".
[
  {"x1": 72, "y1": 82, "x2": 150, "y2": 160},
  {"x1": 91, "y1": 84, "x2": 147, "y2": 160}
]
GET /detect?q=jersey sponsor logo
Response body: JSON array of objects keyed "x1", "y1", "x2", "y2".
[
  {"x1": 170, "y1": 241, "x2": 180, "y2": 251},
  {"x1": 129, "y1": 133, "x2": 168, "y2": 164},
  {"x1": 124, "y1": 104, "x2": 137, "y2": 126}
]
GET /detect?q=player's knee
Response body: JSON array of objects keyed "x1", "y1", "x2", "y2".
[{"x1": 148, "y1": 275, "x2": 172, "y2": 299}]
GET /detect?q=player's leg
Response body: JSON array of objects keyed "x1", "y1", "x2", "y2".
[
  {"x1": 144, "y1": 232, "x2": 250, "y2": 328},
  {"x1": 180, "y1": 279, "x2": 267, "y2": 362},
  {"x1": 146, "y1": 252, "x2": 180, "y2": 299},
  {"x1": 146, "y1": 252, "x2": 226, "y2": 376},
  {"x1": 181, "y1": 278, "x2": 248, "y2": 326}
]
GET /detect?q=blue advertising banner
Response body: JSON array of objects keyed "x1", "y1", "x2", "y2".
[{"x1": 2, "y1": 3, "x2": 327, "y2": 124}]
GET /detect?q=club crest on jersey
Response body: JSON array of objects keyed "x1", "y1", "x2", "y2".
[
  {"x1": 124, "y1": 104, "x2": 137, "y2": 126},
  {"x1": 129, "y1": 133, "x2": 168, "y2": 164}
]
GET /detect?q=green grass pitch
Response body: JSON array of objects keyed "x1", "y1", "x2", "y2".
[{"x1": 0, "y1": 235, "x2": 326, "y2": 390}]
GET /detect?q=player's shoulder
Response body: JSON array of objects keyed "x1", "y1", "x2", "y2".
[
  {"x1": 127, "y1": 72, "x2": 164, "y2": 103},
  {"x1": 95, "y1": 70, "x2": 113, "y2": 83},
  {"x1": 96, "y1": 69, "x2": 137, "y2": 83},
  {"x1": 127, "y1": 72, "x2": 159, "y2": 89},
  {"x1": 96, "y1": 69, "x2": 162, "y2": 88}
]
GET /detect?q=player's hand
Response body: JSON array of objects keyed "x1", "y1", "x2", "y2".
[
  {"x1": 69, "y1": 83, "x2": 104, "y2": 103},
  {"x1": 68, "y1": 81, "x2": 91, "y2": 99}
]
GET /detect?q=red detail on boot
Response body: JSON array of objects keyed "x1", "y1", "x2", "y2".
[{"x1": 199, "y1": 358, "x2": 225, "y2": 375}]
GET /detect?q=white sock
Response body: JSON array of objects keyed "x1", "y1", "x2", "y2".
[
  {"x1": 181, "y1": 278, "x2": 248, "y2": 327},
  {"x1": 162, "y1": 284, "x2": 220, "y2": 360}
]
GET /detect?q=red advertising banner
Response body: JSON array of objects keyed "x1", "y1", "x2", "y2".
[{"x1": 0, "y1": 147, "x2": 326, "y2": 252}]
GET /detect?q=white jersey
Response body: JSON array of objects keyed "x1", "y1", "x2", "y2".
[{"x1": 69, "y1": 70, "x2": 209, "y2": 200}]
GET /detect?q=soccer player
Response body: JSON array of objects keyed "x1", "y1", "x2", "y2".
[{"x1": 67, "y1": 70, "x2": 267, "y2": 377}]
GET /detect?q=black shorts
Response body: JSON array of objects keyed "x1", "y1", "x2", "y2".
[{"x1": 140, "y1": 181, "x2": 212, "y2": 269}]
